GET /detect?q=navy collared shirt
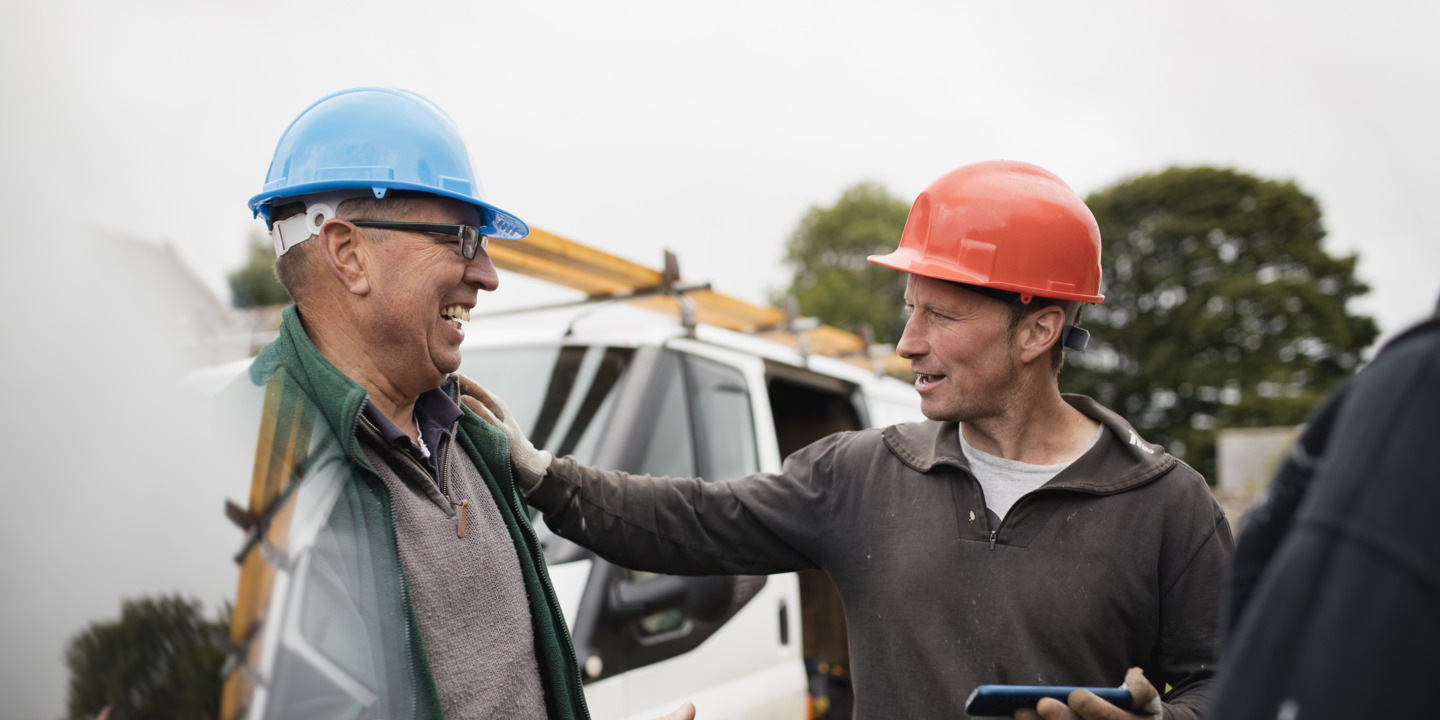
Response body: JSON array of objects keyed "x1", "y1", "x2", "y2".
[{"x1": 362, "y1": 382, "x2": 465, "y2": 480}]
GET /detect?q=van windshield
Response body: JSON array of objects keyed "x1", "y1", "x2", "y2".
[{"x1": 461, "y1": 345, "x2": 635, "y2": 467}]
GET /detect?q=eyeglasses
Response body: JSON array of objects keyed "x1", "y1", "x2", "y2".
[{"x1": 349, "y1": 221, "x2": 489, "y2": 259}]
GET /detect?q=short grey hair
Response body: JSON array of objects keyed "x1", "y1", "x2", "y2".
[{"x1": 271, "y1": 194, "x2": 429, "y2": 299}]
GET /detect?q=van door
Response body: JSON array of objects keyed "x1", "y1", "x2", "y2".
[
  {"x1": 764, "y1": 362, "x2": 867, "y2": 720},
  {"x1": 462, "y1": 344, "x2": 806, "y2": 720}
]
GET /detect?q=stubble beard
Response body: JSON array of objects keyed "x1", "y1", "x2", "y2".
[{"x1": 929, "y1": 355, "x2": 1021, "y2": 425}]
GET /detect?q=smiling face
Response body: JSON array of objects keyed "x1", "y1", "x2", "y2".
[
  {"x1": 896, "y1": 274, "x2": 1021, "y2": 423},
  {"x1": 353, "y1": 197, "x2": 498, "y2": 396}
]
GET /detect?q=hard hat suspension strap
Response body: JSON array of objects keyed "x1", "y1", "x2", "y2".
[
  {"x1": 945, "y1": 280, "x2": 1022, "y2": 305},
  {"x1": 269, "y1": 191, "x2": 371, "y2": 257},
  {"x1": 271, "y1": 213, "x2": 312, "y2": 256}
]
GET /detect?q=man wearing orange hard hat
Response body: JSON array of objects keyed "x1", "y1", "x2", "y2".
[
  {"x1": 868, "y1": 160, "x2": 1231, "y2": 719},
  {"x1": 473, "y1": 161, "x2": 1232, "y2": 719}
]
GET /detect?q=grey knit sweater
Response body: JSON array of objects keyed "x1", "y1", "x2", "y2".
[{"x1": 358, "y1": 418, "x2": 547, "y2": 719}]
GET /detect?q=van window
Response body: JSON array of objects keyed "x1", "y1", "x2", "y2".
[
  {"x1": 462, "y1": 344, "x2": 758, "y2": 483},
  {"x1": 687, "y1": 355, "x2": 758, "y2": 482},
  {"x1": 462, "y1": 345, "x2": 634, "y2": 466},
  {"x1": 637, "y1": 355, "x2": 696, "y2": 479}
]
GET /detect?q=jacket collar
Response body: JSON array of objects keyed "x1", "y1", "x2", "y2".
[
  {"x1": 882, "y1": 394, "x2": 1177, "y2": 495},
  {"x1": 251, "y1": 305, "x2": 378, "y2": 467},
  {"x1": 254, "y1": 306, "x2": 477, "y2": 472}
]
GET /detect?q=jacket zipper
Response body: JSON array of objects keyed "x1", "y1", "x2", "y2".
[
  {"x1": 350, "y1": 386, "x2": 588, "y2": 717},
  {"x1": 446, "y1": 411, "x2": 589, "y2": 717},
  {"x1": 968, "y1": 473, "x2": 999, "y2": 551},
  {"x1": 440, "y1": 421, "x2": 468, "y2": 537},
  {"x1": 361, "y1": 414, "x2": 469, "y2": 538}
]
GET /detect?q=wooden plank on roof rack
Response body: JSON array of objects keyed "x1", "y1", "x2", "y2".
[
  {"x1": 487, "y1": 225, "x2": 912, "y2": 379},
  {"x1": 488, "y1": 227, "x2": 664, "y2": 296},
  {"x1": 627, "y1": 290, "x2": 785, "y2": 333},
  {"x1": 841, "y1": 353, "x2": 915, "y2": 380},
  {"x1": 759, "y1": 325, "x2": 865, "y2": 357}
]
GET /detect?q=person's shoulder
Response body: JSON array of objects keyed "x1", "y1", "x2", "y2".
[
  {"x1": 1352, "y1": 315, "x2": 1440, "y2": 393},
  {"x1": 1069, "y1": 396, "x2": 1224, "y2": 521},
  {"x1": 1155, "y1": 455, "x2": 1217, "y2": 503}
]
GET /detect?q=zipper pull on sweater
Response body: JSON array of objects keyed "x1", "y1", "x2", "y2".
[{"x1": 456, "y1": 499, "x2": 469, "y2": 538}]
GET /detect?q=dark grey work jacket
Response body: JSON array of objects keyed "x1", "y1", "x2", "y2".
[
  {"x1": 530, "y1": 395, "x2": 1231, "y2": 720},
  {"x1": 1209, "y1": 316, "x2": 1440, "y2": 719}
]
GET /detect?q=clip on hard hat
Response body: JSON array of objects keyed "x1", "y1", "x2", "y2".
[
  {"x1": 270, "y1": 191, "x2": 371, "y2": 257},
  {"x1": 1062, "y1": 325, "x2": 1090, "y2": 351}
]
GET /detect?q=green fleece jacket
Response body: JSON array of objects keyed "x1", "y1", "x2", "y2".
[{"x1": 243, "y1": 305, "x2": 588, "y2": 720}]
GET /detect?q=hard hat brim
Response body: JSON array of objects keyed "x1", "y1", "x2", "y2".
[
  {"x1": 248, "y1": 181, "x2": 529, "y2": 241},
  {"x1": 868, "y1": 249, "x2": 1105, "y2": 304}
]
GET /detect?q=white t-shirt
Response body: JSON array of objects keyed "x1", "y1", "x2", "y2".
[{"x1": 959, "y1": 423, "x2": 1105, "y2": 529}]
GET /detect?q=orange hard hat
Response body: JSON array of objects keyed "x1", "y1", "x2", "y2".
[{"x1": 869, "y1": 160, "x2": 1104, "y2": 304}]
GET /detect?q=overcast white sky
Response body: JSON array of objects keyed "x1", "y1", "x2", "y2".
[
  {"x1": 2, "y1": 1, "x2": 1438, "y2": 717},
  {"x1": 5, "y1": 0, "x2": 1439, "y2": 334}
]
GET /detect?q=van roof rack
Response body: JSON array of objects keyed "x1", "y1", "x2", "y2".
[{"x1": 487, "y1": 227, "x2": 910, "y2": 379}]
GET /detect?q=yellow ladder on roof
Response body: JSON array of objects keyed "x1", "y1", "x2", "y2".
[{"x1": 487, "y1": 227, "x2": 911, "y2": 379}]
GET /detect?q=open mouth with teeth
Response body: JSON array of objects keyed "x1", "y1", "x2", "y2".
[
  {"x1": 441, "y1": 304, "x2": 471, "y2": 330},
  {"x1": 914, "y1": 372, "x2": 944, "y2": 391}
]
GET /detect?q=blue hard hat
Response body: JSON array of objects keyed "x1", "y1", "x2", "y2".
[{"x1": 248, "y1": 87, "x2": 528, "y2": 240}]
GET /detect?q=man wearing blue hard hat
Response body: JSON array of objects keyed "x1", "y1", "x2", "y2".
[{"x1": 220, "y1": 87, "x2": 693, "y2": 720}]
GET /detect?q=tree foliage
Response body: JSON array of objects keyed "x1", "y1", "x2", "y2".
[
  {"x1": 65, "y1": 595, "x2": 229, "y2": 720},
  {"x1": 780, "y1": 182, "x2": 912, "y2": 343},
  {"x1": 227, "y1": 232, "x2": 291, "y2": 308},
  {"x1": 1064, "y1": 166, "x2": 1378, "y2": 477}
]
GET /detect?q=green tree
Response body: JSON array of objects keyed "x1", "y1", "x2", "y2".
[
  {"x1": 780, "y1": 181, "x2": 912, "y2": 343},
  {"x1": 228, "y1": 231, "x2": 291, "y2": 308},
  {"x1": 65, "y1": 595, "x2": 229, "y2": 720},
  {"x1": 1064, "y1": 166, "x2": 1378, "y2": 477}
]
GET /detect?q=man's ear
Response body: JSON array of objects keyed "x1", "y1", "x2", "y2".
[
  {"x1": 317, "y1": 219, "x2": 370, "y2": 296},
  {"x1": 1017, "y1": 305, "x2": 1064, "y2": 364}
]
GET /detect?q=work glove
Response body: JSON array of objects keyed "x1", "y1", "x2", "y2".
[
  {"x1": 457, "y1": 375, "x2": 552, "y2": 496},
  {"x1": 1015, "y1": 667, "x2": 1162, "y2": 720}
]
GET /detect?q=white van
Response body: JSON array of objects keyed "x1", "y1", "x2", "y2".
[
  {"x1": 458, "y1": 303, "x2": 923, "y2": 720},
  {"x1": 209, "y1": 300, "x2": 921, "y2": 720}
]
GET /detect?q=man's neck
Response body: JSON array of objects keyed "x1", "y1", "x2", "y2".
[
  {"x1": 365, "y1": 388, "x2": 422, "y2": 443},
  {"x1": 299, "y1": 305, "x2": 424, "y2": 442},
  {"x1": 961, "y1": 390, "x2": 1100, "y2": 466}
]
